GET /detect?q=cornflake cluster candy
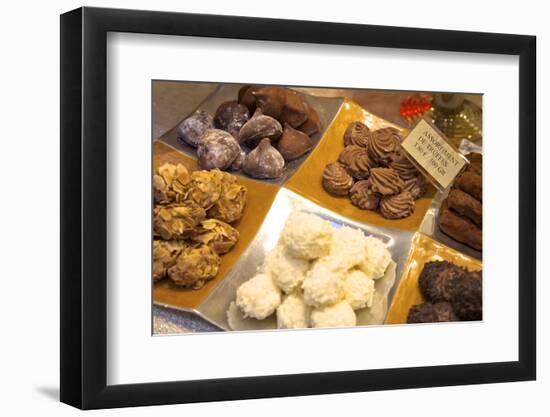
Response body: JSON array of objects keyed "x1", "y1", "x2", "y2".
[
  {"x1": 229, "y1": 211, "x2": 395, "y2": 330},
  {"x1": 152, "y1": 163, "x2": 246, "y2": 289},
  {"x1": 322, "y1": 121, "x2": 427, "y2": 219}
]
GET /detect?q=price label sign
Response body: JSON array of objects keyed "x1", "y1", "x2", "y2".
[{"x1": 400, "y1": 119, "x2": 468, "y2": 191}]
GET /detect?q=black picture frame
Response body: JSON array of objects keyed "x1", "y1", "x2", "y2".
[{"x1": 60, "y1": 6, "x2": 536, "y2": 410}]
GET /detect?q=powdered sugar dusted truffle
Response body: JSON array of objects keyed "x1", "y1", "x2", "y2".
[
  {"x1": 343, "y1": 270, "x2": 375, "y2": 310},
  {"x1": 197, "y1": 129, "x2": 241, "y2": 170},
  {"x1": 263, "y1": 245, "x2": 310, "y2": 294},
  {"x1": 310, "y1": 301, "x2": 357, "y2": 328},
  {"x1": 280, "y1": 211, "x2": 333, "y2": 260},
  {"x1": 236, "y1": 273, "x2": 281, "y2": 320},
  {"x1": 214, "y1": 101, "x2": 250, "y2": 138},
  {"x1": 277, "y1": 293, "x2": 310, "y2": 329},
  {"x1": 177, "y1": 111, "x2": 214, "y2": 148}
]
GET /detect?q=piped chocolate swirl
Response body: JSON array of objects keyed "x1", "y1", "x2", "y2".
[{"x1": 368, "y1": 168, "x2": 404, "y2": 195}]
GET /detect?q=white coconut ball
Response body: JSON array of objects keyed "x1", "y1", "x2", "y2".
[
  {"x1": 343, "y1": 269, "x2": 375, "y2": 310},
  {"x1": 276, "y1": 293, "x2": 310, "y2": 329},
  {"x1": 363, "y1": 236, "x2": 392, "y2": 279},
  {"x1": 301, "y1": 258, "x2": 344, "y2": 307},
  {"x1": 280, "y1": 211, "x2": 333, "y2": 260},
  {"x1": 236, "y1": 273, "x2": 281, "y2": 320},
  {"x1": 310, "y1": 301, "x2": 357, "y2": 328},
  {"x1": 263, "y1": 245, "x2": 310, "y2": 294}
]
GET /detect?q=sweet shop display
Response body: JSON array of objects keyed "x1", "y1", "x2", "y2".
[{"x1": 152, "y1": 83, "x2": 483, "y2": 333}]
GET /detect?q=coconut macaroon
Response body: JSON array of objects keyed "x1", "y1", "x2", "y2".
[
  {"x1": 277, "y1": 293, "x2": 310, "y2": 329},
  {"x1": 343, "y1": 270, "x2": 376, "y2": 310},
  {"x1": 302, "y1": 258, "x2": 344, "y2": 307},
  {"x1": 330, "y1": 226, "x2": 370, "y2": 271},
  {"x1": 280, "y1": 211, "x2": 333, "y2": 260},
  {"x1": 310, "y1": 301, "x2": 357, "y2": 328},
  {"x1": 263, "y1": 244, "x2": 310, "y2": 294},
  {"x1": 363, "y1": 236, "x2": 392, "y2": 279},
  {"x1": 236, "y1": 272, "x2": 281, "y2": 320}
]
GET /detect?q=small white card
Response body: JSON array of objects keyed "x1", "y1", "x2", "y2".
[{"x1": 400, "y1": 119, "x2": 468, "y2": 190}]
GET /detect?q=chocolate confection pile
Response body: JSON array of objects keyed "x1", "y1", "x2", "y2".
[
  {"x1": 438, "y1": 153, "x2": 482, "y2": 251},
  {"x1": 322, "y1": 121, "x2": 427, "y2": 219},
  {"x1": 152, "y1": 162, "x2": 246, "y2": 289},
  {"x1": 407, "y1": 260, "x2": 482, "y2": 323},
  {"x1": 176, "y1": 86, "x2": 321, "y2": 180}
]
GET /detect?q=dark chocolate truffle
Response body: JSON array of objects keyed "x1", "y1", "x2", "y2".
[
  {"x1": 433, "y1": 302, "x2": 459, "y2": 322},
  {"x1": 238, "y1": 109, "x2": 283, "y2": 148},
  {"x1": 243, "y1": 138, "x2": 285, "y2": 179},
  {"x1": 252, "y1": 86, "x2": 287, "y2": 119},
  {"x1": 238, "y1": 85, "x2": 261, "y2": 113},
  {"x1": 280, "y1": 90, "x2": 308, "y2": 128},
  {"x1": 407, "y1": 303, "x2": 436, "y2": 323},
  {"x1": 419, "y1": 261, "x2": 466, "y2": 302},
  {"x1": 451, "y1": 274, "x2": 482, "y2": 321},
  {"x1": 276, "y1": 123, "x2": 313, "y2": 162}
]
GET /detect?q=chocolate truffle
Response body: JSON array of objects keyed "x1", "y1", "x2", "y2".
[
  {"x1": 349, "y1": 180, "x2": 380, "y2": 210},
  {"x1": 243, "y1": 138, "x2": 285, "y2": 179},
  {"x1": 407, "y1": 302, "x2": 458, "y2": 323},
  {"x1": 238, "y1": 109, "x2": 283, "y2": 148},
  {"x1": 197, "y1": 129, "x2": 241, "y2": 171},
  {"x1": 433, "y1": 302, "x2": 459, "y2": 322},
  {"x1": 298, "y1": 104, "x2": 322, "y2": 136},
  {"x1": 451, "y1": 274, "x2": 482, "y2": 321},
  {"x1": 343, "y1": 121, "x2": 370, "y2": 148},
  {"x1": 418, "y1": 261, "x2": 465, "y2": 303},
  {"x1": 238, "y1": 85, "x2": 261, "y2": 113},
  {"x1": 407, "y1": 303, "x2": 437, "y2": 324},
  {"x1": 322, "y1": 162, "x2": 354, "y2": 196},
  {"x1": 252, "y1": 86, "x2": 287, "y2": 119},
  {"x1": 368, "y1": 167, "x2": 405, "y2": 195},
  {"x1": 280, "y1": 90, "x2": 308, "y2": 128},
  {"x1": 176, "y1": 111, "x2": 214, "y2": 148},
  {"x1": 379, "y1": 191, "x2": 415, "y2": 219},
  {"x1": 214, "y1": 101, "x2": 250, "y2": 137},
  {"x1": 338, "y1": 145, "x2": 372, "y2": 180},
  {"x1": 276, "y1": 123, "x2": 314, "y2": 162},
  {"x1": 229, "y1": 149, "x2": 246, "y2": 171}
]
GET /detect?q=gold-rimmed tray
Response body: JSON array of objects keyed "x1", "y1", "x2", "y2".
[
  {"x1": 384, "y1": 233, "x2": 482, "y2": 325},
  {"x1": 286, "y1": 99, "x2": 437, "y2": 231}
]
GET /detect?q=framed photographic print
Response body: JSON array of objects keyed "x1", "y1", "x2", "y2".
[{"x1": 60, "y1": 6, "x2": 536, "y2": 410}]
